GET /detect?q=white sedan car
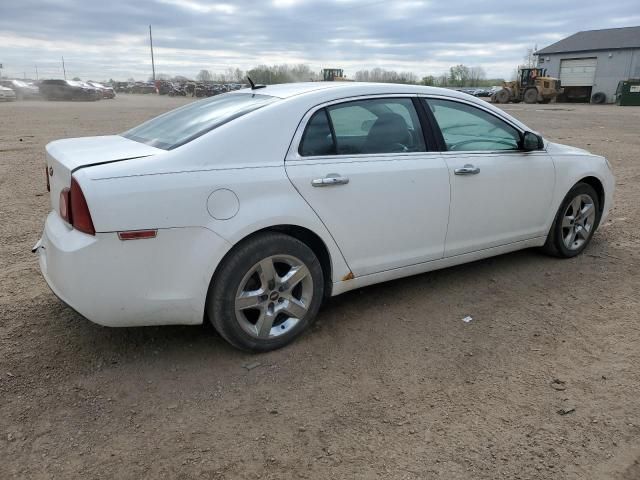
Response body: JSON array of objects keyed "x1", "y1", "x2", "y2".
[{"x1": 34, "y1": 82, "x2": 614, "y2": 351}]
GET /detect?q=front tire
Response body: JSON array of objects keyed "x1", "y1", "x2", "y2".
[
  {"x1": 542, "y1": 183, "x2": 601, "y2": 258},
  {"x1": 207, "y1": 233, "x2": 324, "y2": 352},
  {"x1": 524, "y1": 88, "x2": 539, "y2": 104},
  {"x1": 495, "y1": 89, "x2": 511, "y2": 104}
]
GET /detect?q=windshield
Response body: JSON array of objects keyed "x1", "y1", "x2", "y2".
[{"x1": 121, "y1": 93, "x2": 279, "y2": 150}]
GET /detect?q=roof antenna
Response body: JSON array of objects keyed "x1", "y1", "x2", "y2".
[{"x1": 247, "y1": 76, "x2": 266, "y2": 90}]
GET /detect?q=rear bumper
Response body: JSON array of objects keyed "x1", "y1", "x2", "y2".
[{"x1": 35, "y1": 212, "x2": 231, "y2": 327}]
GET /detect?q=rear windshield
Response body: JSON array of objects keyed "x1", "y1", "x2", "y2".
[{"x1": 121, "y1": 93, "x2": 279, "y2": 150}]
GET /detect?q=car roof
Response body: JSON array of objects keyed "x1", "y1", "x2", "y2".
[
  {"x1": 234, "y1": 81, "x2": 475, "y2": 100},
  {"x1": 231, "y1": 82, "x2": 531, "y2": 132}
]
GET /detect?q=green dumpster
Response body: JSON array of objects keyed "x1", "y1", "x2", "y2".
[{"x1": 616, "y1": 79, "x2": 640, "y2": 106}]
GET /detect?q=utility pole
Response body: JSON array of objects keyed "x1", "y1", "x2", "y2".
[
  {"x1": 149, "y1": 25, "x2": 156, "y2": 82},
  {"x1": 35, "y1": 65, "x2": 38, "y2": 80},
  {"x1": 62, "y1": 56, "x2": 67, "y2": 80}
]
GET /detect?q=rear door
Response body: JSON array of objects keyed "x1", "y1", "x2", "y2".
[
  {"x1": 423, "y1": 97, "x2": 555, "y2": 257},
  {"x1": 285, "y1": 96, "x2": 450, "y2": 277}
]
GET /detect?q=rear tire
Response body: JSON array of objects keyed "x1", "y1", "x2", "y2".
[
  {"x1": 207, "y1": 233, "x2": 324, "y2": 352},
  {"x1": 542, "y1": 183, "x2": 601, "y2": 258}
]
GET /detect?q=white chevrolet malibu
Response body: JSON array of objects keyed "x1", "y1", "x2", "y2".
[{"x1": 34, "y1": 82, "x2": 614, "y2": 351}]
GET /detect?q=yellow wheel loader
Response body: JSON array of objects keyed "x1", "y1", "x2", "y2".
[{"x1": 492, "y1": 68, "x2": 563, "y2": 104}]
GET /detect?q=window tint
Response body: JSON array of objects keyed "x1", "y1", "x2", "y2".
[
  {"x1": 298, "y1": 98, "x2": 423, "y2": 156},
  {"x1": 329, "y1": 98, "x2": 425, "y2": 154},
  {"x1": 427, "y1": 99, "x2": 521, "y2": 151},
  {"x1": 299, "y1": 109, "x2": 335, "y2": 156},
  {"x1": 122, "y1": 93, "x2": 278, "y2": 150},
  {"x1": 329, "y1": 104, "x2": 377, "y2": 138}
]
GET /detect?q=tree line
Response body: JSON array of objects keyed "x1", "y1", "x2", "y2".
[{"x1": 146, "y1": 63, "x2": 503, "y2": 87}]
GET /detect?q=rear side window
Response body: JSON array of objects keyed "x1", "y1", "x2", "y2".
[
  {"x1": 426, "y1": 99, "x2": 521, "y2": 151},
  {"x1": 299, "y1": 98, "x2": 425, "y2": 156},
  {"x1": 299, "y1": 109, "x2": 335, "y2": 156},
  {"x1": 122, "y1": 93, "x2": 279, "y2": 150}
]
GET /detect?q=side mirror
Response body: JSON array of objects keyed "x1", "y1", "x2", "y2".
[{"x1": 522, "y1": 131, "x2": 544, "y2": 151}]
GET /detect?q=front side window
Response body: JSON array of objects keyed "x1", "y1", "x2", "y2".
[
  {"x1": 122, "y1": 93, "x2": 278, "y2": 150},
  {"x1": 426, "y1": 99, "x2": 521, "y2": 151},
  {"x1": 299, "y1": 98, "x2": 426, "y2": 156}
]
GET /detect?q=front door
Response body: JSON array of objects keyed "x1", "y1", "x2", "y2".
[
  {"x1": 286, "y1": 97, "x2": 450, "y2": 277},
  {"x1": 424, "y1": 98, "x2": 555, "y2": 257}
]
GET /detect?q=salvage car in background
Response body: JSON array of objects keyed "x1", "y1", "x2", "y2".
[
  {"x1": 0, "y1": 85, "x2": 17, "y2": 101},
  {"x1": 70, "y1": 81, "x2": 102, "y2": 101},
  {"x1": 34, "y1": 82, "x2": 615, "y2": 351},
  {"x1": 39, "y1": 79, "x2": 97, "y2": 101},
  {"x1": 130, "y1": 82, "x2": 156, "y2": 94},
  {"x1": 88, "y1": 81, "x2": 116, "y2": 99},
  {"x1": 0, "y1": 79, "x2": 39, "y2": 100}
]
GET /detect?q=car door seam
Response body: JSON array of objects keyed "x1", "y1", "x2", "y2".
[
  {"x1": 442, "y1": 155, "x2": 454, "y2": 257},
  {"x1": 282, "y1": 164, "x2": 354, "y2": 279}
]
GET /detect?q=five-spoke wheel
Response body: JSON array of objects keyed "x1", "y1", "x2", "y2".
[
  {"x1": 207, "y1": 232, "x2": 324, "y2": 352},
  {"x1": 561, "y1": 194, "x2": 597, "y2": 251},
  {"x1": 235, "y1": 255, "x2": 314, "y2": 339},
  {"x1": 543, "y1": 182, "x2": 601, "y2": 258}
]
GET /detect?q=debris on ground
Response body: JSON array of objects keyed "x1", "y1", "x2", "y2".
[
  {"x1": 243, "y1": 361, "x2": 263, "y2": 371},
  {"x1": 557, "y1": 407, "x2": 576, "y2": 416},
  {"x1": 462, "y1": 316, "x2": 473, "y2": 323},
  {"x1": 551, "y1": 379, "x2": 567, "y2": 391}
]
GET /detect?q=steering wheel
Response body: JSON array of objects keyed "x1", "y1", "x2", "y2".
[{"x1": 448, "y1": 139, "x2": 517, "y2": 151}]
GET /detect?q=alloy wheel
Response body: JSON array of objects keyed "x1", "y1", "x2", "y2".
[
  {"x1": 234, "y1": 255, "x2": 314, "y2": 339},
  {"x1": 561, "y1": 194, "x2": 596, "y2": 250}
]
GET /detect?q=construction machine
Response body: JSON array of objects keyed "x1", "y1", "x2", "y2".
[
  {"x1": 321, "y1": 68, "x2": 350, "y2": 82},
  {"x1": 491, "y1": 68, "x2": 562, "y2": 104}
]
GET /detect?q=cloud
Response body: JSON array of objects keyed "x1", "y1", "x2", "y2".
[{"x1": 0, "y1": 0, "x2": 637, "y2": 81}]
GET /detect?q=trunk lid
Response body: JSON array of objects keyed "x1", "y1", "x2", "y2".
[{"x1": 46, "y1": 135, "x2": 163, "y2": 212}]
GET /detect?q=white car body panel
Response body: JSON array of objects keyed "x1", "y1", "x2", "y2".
[
  {"x1": 286, "y1": 153, "x2": 450, "y2": 276},
  {"x1": 34, "y1": 82, "x2": 615, "y2": 328},
  {"x1": 332, "y1": 237, "x2": 546, "y2": 296},
  {"x1": 442, "y1": 150, "x2": 555, "y2": 256},
  {"x1": 545, "y1": 142, "x2": 614, "y2": 225},
  {"x1": 37, "y1": 212, "x2": 230, "y2": 326}
]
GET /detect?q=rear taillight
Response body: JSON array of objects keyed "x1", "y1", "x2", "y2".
[
  {"x1": 59, "y1": 177, "x2": 95, "y2": 235},
  {"x1": 70, "y1": 177, "x2": 95, "y2": 235},
  {"x1": 59, "y1": 187, "x2": 71, "y2": 222}
]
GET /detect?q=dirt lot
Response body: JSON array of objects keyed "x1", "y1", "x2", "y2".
[{"x1": 1, "y1": 95, "x2": 639, "y2": 479}]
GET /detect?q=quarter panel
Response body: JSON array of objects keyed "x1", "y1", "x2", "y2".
[
  {"x1": 76, "y1": 165, "x2": 352, "y2": 284},
  {"x1": 38, "y1": 212, "x2": 231, "y2": 327}
]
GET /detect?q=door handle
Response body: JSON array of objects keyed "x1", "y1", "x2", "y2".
[
  {"x1": 454, "y1": 164, "x2": 481, "y2": 175},
  {"x1": 311, "y1": 174, "x2": 350, "y2": 187}
]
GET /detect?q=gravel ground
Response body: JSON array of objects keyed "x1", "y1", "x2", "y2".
[{"x1": 1, "y1": 95, "x2": 639, "y2": 480}]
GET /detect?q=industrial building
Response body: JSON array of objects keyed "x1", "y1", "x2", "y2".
[{"x1": 535, "y1": 26, "x2": 640, "y2": 103}]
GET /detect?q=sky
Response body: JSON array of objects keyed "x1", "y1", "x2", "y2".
[{"x1": 1, "y1": 0, "x2": 639, "y2": 82}]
